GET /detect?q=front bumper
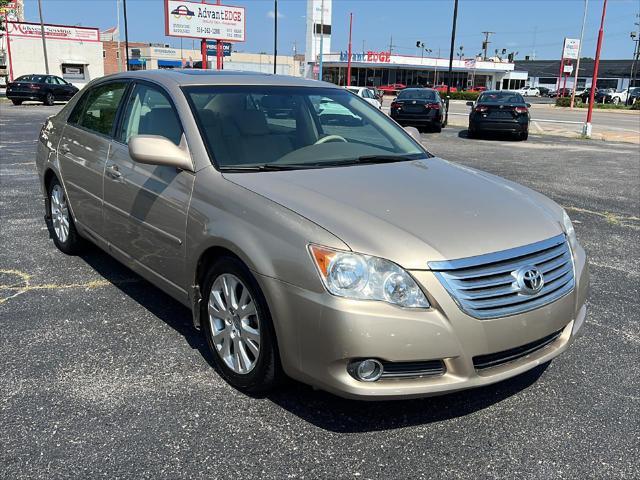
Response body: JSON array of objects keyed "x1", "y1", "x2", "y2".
[{"x1": 258, "y1": 243, "x2": 588, "y2": 400}]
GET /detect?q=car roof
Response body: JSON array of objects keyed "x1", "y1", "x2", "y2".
[{"x1": 99, "y1": 69, "x2": 336, "y2": 89}]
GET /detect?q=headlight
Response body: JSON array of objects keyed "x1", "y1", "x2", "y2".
[
  {"x1": 562, "y1": 209, "x2": 578, "y2": 250},
  {"x1": 309, "y1": 245, "x2": 430, "y2": 308}
]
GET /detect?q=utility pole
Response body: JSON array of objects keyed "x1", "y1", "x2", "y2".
[
  {"x1": 570, "y1": 0, "x2": 588, "y2": 108},
  {"x1": 481, "y1": 31, "x2": 494, "y2": 61},
  {"x1": 434, "y1": 47, "x2": 440, "y2": 85},
  {"x1": 273, "y1": 0, "x2": 278, "y2": 74},
  {"x1": 629, "y1": 13, "x2": 640, "y2": 98},
  {"x1": 318, "y1": 0, "x2": 324, "y2": 80},
  {"x1": 446, "y1": 0, "x2": 459, "y2": 124},
  {"x1": 37, "y1": 0, "x2": 49, "y2": 74},
  {"x1": 123, "y1": 0, "x2": 130, "y2": 71},
  {"x1": 346, "y1": 13, "x2": 353, "y2": 86},
  {"x1": 583, "y1": 0, "x2": 608, "y2": 138},
  {"x1": 532, "y1": 26, "x2": 538, "y2": 60}
]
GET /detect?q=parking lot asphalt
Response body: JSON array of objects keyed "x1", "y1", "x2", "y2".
[{"x1": 1, "y1": 104, "x2": 638, "y2": 479}]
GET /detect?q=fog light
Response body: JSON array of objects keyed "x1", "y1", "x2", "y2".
[{"x1": 351, "y1": 359, "x2": 383, "y2": 382}]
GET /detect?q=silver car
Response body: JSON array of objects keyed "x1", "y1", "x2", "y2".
[{"x1": 36, "y1": 70, "x2": 589, "y2": 400}]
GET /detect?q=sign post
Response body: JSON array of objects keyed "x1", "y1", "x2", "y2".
[{"x1": 165, "y1": 0, "x2": 245, "y2": 69}]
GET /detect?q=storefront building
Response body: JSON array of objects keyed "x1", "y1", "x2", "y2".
[
  {"x1": 320, "y1": 51, "x2": 525, "y2": 90},
  {"x1": 4, "y1": 21, "x2": 103, "y2": 87}
]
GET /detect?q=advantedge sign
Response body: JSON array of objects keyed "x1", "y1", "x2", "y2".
[{"x1": 165, "y1": 0, "x2": 245, "y2": 42}]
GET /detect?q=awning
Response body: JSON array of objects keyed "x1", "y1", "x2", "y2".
[
  {"x1": 128, "y1": 59, "x2": 144, "y2": 66},
  {"x1": 158, "y1": 59, "x2": 182, "y2": 68}
]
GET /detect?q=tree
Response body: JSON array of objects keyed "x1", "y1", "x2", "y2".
[{"x1": 0, "y1": 0, "x2": 13, "y2": 32}]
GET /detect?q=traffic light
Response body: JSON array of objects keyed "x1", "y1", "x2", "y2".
[{"x1": 417, "y1": 41, "x2": 421, "y2": 48}]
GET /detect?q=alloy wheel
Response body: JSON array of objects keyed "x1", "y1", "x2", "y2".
[
  {"x1": 50, "y1": 184, "x2": 70, "y2": 243},
  {"x1": 208, "y1": 273, "x2": 261, "y2": 374}
]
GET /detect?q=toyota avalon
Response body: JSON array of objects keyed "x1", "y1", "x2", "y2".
[{"x1": 36, "y1": 70, "x2": 588, "y2": 400}]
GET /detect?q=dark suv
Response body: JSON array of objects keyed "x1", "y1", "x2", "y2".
[{"x1": 6, "y1": 74, "x2": 79, "y2": 106}]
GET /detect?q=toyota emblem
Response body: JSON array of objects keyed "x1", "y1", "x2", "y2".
[{"x1": 515, "y1": 266, "x2": 545, "y2": 295}]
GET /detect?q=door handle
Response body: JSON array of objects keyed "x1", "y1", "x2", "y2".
[{"x1": 106, "y1": 164, "x2": 123, "y2": 180}]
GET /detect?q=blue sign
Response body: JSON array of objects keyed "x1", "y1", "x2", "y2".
[{"x1": 206, "y1": 41, "x2": 232, "y2": 57}]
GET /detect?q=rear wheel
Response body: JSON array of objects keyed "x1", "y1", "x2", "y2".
[
  {"x1": 519, "y1": 130, "x2": 529, "y2": 141},
  {"x1": 11, "y1": 99, "x2": 22, "y2": 106},
  {"x1": 47, "y1": 177, "x2": 83, "y2": 254},
  {"x1": 202, "y1": 257, "x2": 282, "y2": 394},
  {"x1": 432, "y1": 122, "x2": 442, "y2": 133},
  {"x1": 467, "y1": 127, "x2": 476, "y2": 138},
  {"x1": 43, "y1": 92, "x2": 55, "y2": 106},
  {"x1": 612, "y1": 97, "x2": 620, "y2": 105}
]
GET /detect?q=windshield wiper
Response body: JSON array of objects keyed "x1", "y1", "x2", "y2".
[
  {"x1": 317, "y1": 154, "x2": 421, "y2": 167},
  {"x1": 219, "y1": 163, "x2": 318, "y2": 172}
]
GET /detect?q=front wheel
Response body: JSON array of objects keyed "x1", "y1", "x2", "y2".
[
  {"x1": 43, "y1": 92, "x2": 55, "y2": 106},
  {"x1": 612, "y1": 97, "x2": 620, "y2": 105},
  {"x1": 202, "y1": 257, "x2": 282, "y2": 394},
  {"x1": 47, "y1": 178, "x2": 84, "y2": 254}
]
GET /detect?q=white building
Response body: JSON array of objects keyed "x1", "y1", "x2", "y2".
[{"x1": 4, "y1": 21, "x2": 103, "y2": 88}]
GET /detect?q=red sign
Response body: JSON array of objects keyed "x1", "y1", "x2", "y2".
[{"x1": 7, "y1": 21, "x2": 100, "y2": 42}]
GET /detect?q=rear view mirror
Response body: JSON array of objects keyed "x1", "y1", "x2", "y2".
[
  {"x1": 128, "y1": 135, "x2": 193, "y2": 171},
  {"x1": 466, "y1": 101, "x2": 474, "y2": 107},
  {"x1": 404, "y1": 126, "x2": 421, "y2": 143}
]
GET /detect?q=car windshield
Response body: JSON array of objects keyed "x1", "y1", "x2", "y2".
[
  {"x1": 478, "y1": 91, "x2": 525, "y2": 104},
  {"x1": 184, "y1": 86, "x2": 426, "y2": 171},
  {"x1": 16, "y1": 75, "x2": 46, "y2": 83},
  {"x1": 397, "y1": 89, "x2": 437, "y2": 101}
]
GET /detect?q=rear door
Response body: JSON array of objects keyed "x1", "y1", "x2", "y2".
[
  {"x1": 103, "y1": 81, "x2": 195, "y2": 290},
  {"x1": 53, "y1": 76, "x2": 76, "y2": 100},
  {"x1": 58, "y1": 81, "x2": 129, "y2": 237}
]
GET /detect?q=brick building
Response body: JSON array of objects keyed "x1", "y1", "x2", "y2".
[{"x1": 102, "y1": 40, "x2": 148, "y2": 75}]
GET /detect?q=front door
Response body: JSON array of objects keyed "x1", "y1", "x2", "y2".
[
  {"x1": 58, "y1": 81, "x2": 128, "y2": 237},
  {"x1": 103, "y1": 82, "x2": 195, "y2": 291}
]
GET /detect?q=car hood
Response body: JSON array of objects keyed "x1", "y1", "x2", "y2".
[{"x1": 223, "y1": 158, "x2": 564, "y2": 270}]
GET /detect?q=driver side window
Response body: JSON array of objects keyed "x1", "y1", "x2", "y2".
[{"x1": 119, "y1": 83, "x2": 183, "y2": 146}]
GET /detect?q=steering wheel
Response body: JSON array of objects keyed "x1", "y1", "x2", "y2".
[{"x1": 314, "y1": 134, "x2": 348, "y2": 145}]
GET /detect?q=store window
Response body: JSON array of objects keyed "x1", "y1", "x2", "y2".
[{"x1": 61, "y1": 64, "x2": 86, "y2": 81}]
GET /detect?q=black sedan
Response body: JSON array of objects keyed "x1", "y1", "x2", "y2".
[
  {"x1": 390, "y1": 88, "x2": 446, "y2": 132},
  {"x1": 6, "y1": 74, "x2": 79, "y2": 106},
  {"x1": 467, "y1": 91, "x2": 530, "y2": 140}
]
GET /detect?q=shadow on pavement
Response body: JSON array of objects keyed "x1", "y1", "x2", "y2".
[
  {"x1": 79, "y1": 247, "x2": 550, "y2": 433},
  {"x1": 458, "y1": 129, "x2": 525, "y2": 142}
]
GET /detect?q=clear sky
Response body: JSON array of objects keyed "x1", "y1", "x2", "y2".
[{"x1": 24, "y1": 0, "x2": 640, "y2": 60}]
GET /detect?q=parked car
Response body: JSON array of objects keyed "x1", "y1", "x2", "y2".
[
  {"x1": 607, "y1": 88, "x2": 631, "y2": 105},
  {"x1": 592, "y1": 88, "x2": 616, "y2": 104},
  {"x1": 627, "y1": 87, "x2": 640, "y2": 105},
  {"x1": 346, "y1": 86, "x2": 382, "y2": 109},
  {"x1": 390, "y1": 88, "x2": 446, "y2": 132},
  {"x1": 433, "y1": 84, "x2": 458, "y2": 93},
  {"x1": 36, "y1": 70, "x2": 588, "y2": 400},
  {"x1": 538, "y1": 86, "x2": 551, "y2": 96},
  {"x1": 6, "y1": 74, "x2": 79, "y2": 106},
  {"x1": 518, "y1": 86, "x2": 540, "y2": 97},
  {"x1": 378, "y1": 83, "x2": 406, "y2": 95},
  {"x1": 467, "y1": 90, "x2": 531, "y2": 140},
  {"x1": 467, "y1": 86, "x2": 487, "y2": 93}
]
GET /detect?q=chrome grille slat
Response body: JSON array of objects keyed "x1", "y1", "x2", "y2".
[{"x1": 430, "y1": 234, "x2": 575, "y2": 319}]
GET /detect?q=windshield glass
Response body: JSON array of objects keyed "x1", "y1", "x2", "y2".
[
  {"x1": 16, "y1": 75, "x2": 46, "y2": 83},
  {"x1": 184, "y1": 86, "x2": 426, "y2": 170},
  {"x1": 397, "y1": 89, "x2": 437, "y2": 101},
  {"x1": 478, "y1": 91, "x2": 525, "y2": 104}
]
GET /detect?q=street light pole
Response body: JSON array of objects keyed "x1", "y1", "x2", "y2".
[
  {"x1": 318, "y1": 0, "x2": 324, "y2": 81},
  {"x1": 37, "y1": 0, "x2": 49, "y2": 74},
  {"x1": 446, "y1": 0, "x2": 459, "y2": 124},
  {"x1": 273, "y1": 0, "x2": 278, "y2": 74},
  {"x1": 570, "y1": 0, "x2": 588, "y2": 108},
  {"x1": 346, "y1": 13, "x2": 353, "y2": 86},
  {"x1": 123, "y1": 0, "x2": 130, "y2": 71},
  {"x1": 583, "y1": 0, "x2": 608, "y2": 138}
]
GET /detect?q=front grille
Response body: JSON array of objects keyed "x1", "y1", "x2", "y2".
[
  {"x1": 473, "y1": 329, "x2": 563, "y2": 370},
  {"x1": 429, "y1": 234, "x2": 575, "y2": 319},
  {"x1": 380, "y1": 360, "x2": 445, "y2": 379}
]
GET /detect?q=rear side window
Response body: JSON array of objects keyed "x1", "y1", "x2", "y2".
[
  {"x1": 75, "y1": 82, "x2": 127, "y2": 136},
  {"x1": 118, "y1": 83, "x2": 183, "y2": 145}
]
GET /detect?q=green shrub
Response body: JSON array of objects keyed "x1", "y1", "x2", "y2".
[
  {"x1": 555, "y1": 97, "x2": 572, "y2": 107},
  {"x1": 630, "y1": 101, "x2": 640, "y2": 110},
  {"x1": 444, "y1": 91, "x2": 480, "y2": 101}
]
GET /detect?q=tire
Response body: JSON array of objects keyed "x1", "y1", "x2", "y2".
[
  {"x1": 43, "y1": 92, "x2": 55, "y2": 106},
  {"x1": 432, "y1": 122, "x2": 442, "y2": 133},
  {"x1": 612, "y1": 97, "x2": 620, "y2": 105},
  {"x1": 201, "y1": 256, "x2": 282, "y2": 394},
  {"x1": 11, "y1": 99, "x2": 22, "y2": 106},
  {"x1": 467, "y1": 127, "x2": 475, "y2": 138},
  {"x1": 47, "y1": 177, "x2": 84, "y2": 255},
  {"x1": 519, "y1": 130, "x2": 529, "y2": 141}
]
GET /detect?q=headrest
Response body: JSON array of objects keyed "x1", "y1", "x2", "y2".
[{"x1": 233, "y1": 110, "x2": 269, "y2": 136}]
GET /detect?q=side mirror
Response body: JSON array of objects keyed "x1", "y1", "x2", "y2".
[
  {"x1": 404, "y1": 126, "x2": 421, "y2": 143},
  {"x1": 466, "y1": 101, "x2": 474, "y2": 107},
  {"x1": 526, "y1": 103, "x2": 531, "y2": 108},
  {"x1": 128, "y1": 134, "x2": 193, "y2": 171}
]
